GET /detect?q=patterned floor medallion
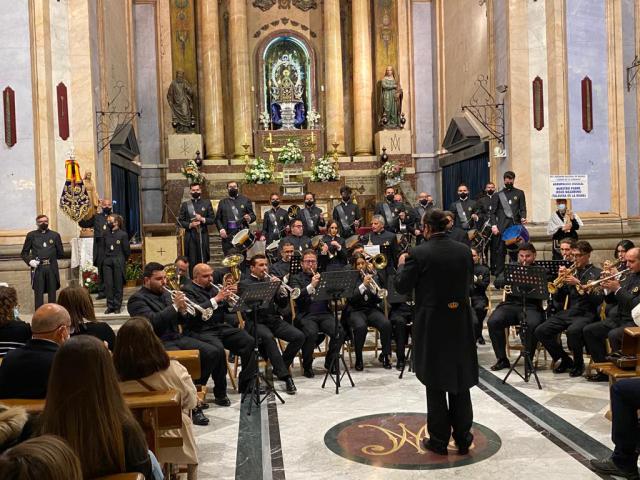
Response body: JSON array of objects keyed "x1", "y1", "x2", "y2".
[{"x1": 324, "y1": 412, "x2": 501, "y2": 470}]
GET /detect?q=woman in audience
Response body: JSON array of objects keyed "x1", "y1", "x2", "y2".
[
  {"x1": 39, "y1": 335, "x2": 153, "y2": 479},
  {"x1": 0, "y1": 434, "x2": 82, "y2": 480},
  {"x1": 114, "y1": 317, "x2": 199, "y2": 479},
  {"x1": 0, "y1": 286, "x2": 31, "y2": 357},
  {"x1": 57, "y1": 286, "x2": 115, "y2": 350},
  {"x1": 0, "y1": 404, "x2": 30, "y2": 453}
]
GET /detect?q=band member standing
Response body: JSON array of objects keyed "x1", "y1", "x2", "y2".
[
  {"x1": 411, "y1": 192, "x2": 434, "y2": 245},
  {"x1": 178, "y1": 183, "x2": 215, "y2": 276},
  {"x1": 21, "y1": 215, "x2": 64, "y2": 309},
  {"x1": 319, "y1": 221, "x2": 347, "y2": 271},
  {"x1": 78, "y1": 198, "x2": 112, "y2": 299},
  {"x1": 470, "y1": 247, "x2": 490, "y2": 344},
  {"x1": 296, "y1": 192, "x2": 325, "y2": 238},
  {"x1": 281, "y1": 219, "x2": 312, "y2": 253},
  {"x1": 239, "y1": 255, "x2": 304, "y2": 394},
  {"x1": 476, "y1": 183, "x2": 497, "y2": 271},
  {"x1": 490, "y1": 171, "x2": 527, "y2": 279},
  {"x1": 448, "y1": 183, "x2": 481, "y2": 233},
  {"x1": 535, "y1": 241, "x2": 602, "y2": 377},
  {"x1": 374, "y1": 186, "x2": 405, "y2": 233},
  {"x1": 215, "y1": 181, "x2": 256, "y2": 255},
  {"x1": 262, "y1": 193, "x2": 289, "y2": 245},
  {"x1": 487, "y1": 243, "x2": 543, "y2": 371},
  {"x1": 290, "y1": 250, "x2": 342, "y2": 378},
  {"x1": 102, "y1": 214, "x2": 130, "y2": 314},
  {"x1": 395, "y1": 209, "x2": 477, "y2": 456},
  {"x1": 332, "y1": 186, "x2": 361, "y2": 238},
  {"x1": 547, "y1": 199, "x2": 582, "y2": 260}
]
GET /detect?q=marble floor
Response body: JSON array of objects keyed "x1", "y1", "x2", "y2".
[{"x1": 193, "y1": 338, "x2": 619, "y2": 480}]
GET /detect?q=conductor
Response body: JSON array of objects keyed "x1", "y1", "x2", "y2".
[{"x1": 395, "y1": 209, "x2": 477, "y2": 456}]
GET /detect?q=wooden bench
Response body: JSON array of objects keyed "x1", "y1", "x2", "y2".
[
  {"x1": 168, "y1": 350, "x2": 201, "y2": 381},
  {"x1": 596, "y1": 326, "x2": 640, "y2": 379}
]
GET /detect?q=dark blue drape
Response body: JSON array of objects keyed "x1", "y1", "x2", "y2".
[
  {"x1": 442, "y1": 153, "x2": 489, "y2": 209},
  {"x1": 111, "y1": 164, "x2": 141, "y2": 239}
]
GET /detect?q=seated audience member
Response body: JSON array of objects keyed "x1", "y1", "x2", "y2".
[
  {"x1": 39, "y1": 335, "x2": 153, "y2": 479},
  {"x1": 0, "y1": 404, "x2": 30, "y2": 453},
  {"x1": 0, "y1": 434, "x2": 82, "y2": 480},
  {"x1": 57, "y1": 286, "x2": 115, "y2": 350},
  {"x1": 114, "y1": 317, "x2": 198, "y2": 479},
  {"x1": 0, "y1": 286, "x2": 31, "y2": 357},
  {"x1": 0, "y1": 304, "x2": 70, "y2": 399}
]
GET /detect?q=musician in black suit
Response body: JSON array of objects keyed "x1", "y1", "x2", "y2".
[
  {"x1": 444, "y1": 211, "x2": 471, "y2": 246},
  {"x1": 127, "y1": 262, "x2": 236, "y2": 405},
  {"x1": 448, "y1": 183, "x2": 481, "y2": 232},
  {"x1": 281, "y1": 218, "x2": 312, "y2": 253},
  {"x1": 239, "y1": 255, "x2": 304, "y2": 394},
  {"x1": 535, "y1": 241, "x2": 602, "y2": 377},
  {"x1": 362, "y1": 215, "x2": 399, "y2": 277},
  {"x1": 21, "y1": 214, "x2": 64, "y2": 309},
  {"x1": 270, "y1": 241, "x2": 294, "y2": 279},
  {"x1": 476, "y1": 182, "x2": 497, "y2": 272},
  {"x1": 332, "y1": 185, "x2": 361, "y2": 238},
  {"x1": 290, "y1": 250, "x2": 342, "y2": 378},
  {"x1": 487, "y1": 243, "x2": 544, "y2": 371},
  {"x1": 178, "y1": 183, "x2": 215, "y2": 276},
  {"x1": 262, "y1": 193, "x2": 289, "y2": 245},
  {"x1": 395, "y1": 209, "x2": 477, "y2": 456},
  {"x1": 215, "y1": 181, "x2": 257, "y2": 255},
  {"x1": 78, "y1": 198, "x2": 112, "y2": 299},
  {"x1": 583, "y1": 247, "x2": 640, "y2": 382},
  {"x1": 374, "y1": 186, "x2": 405, "y2": 233},
  {"x1": 490, "y1": 171, "x2": 527, "y2": 279},
  {"x1": 296, "y1": 192, "x2": 326, "y2": 238},
  {"x1": 103, "y1": 214, "x2": 130, "y2": 314},
  {"x1": 470, "y1": 247, "x2": 490, "y2": 344},
  {"x1": 0, "y1": 304, "x2": 70, "y2": 399},
  {"x1": 411, "y1": 192, "x2": 434, "y2": 245},
  {"x1": 318, "y1": 221, "x2": 348, "y2": 271}
]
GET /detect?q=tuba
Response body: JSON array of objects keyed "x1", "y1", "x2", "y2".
[{"x1": 222, "y1": 254, "x2": 243, "y2": 286}]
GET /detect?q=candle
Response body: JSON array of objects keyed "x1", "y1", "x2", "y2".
[
  {"x1": 269, "y1": 132, "x2": 273, "y2": 143},
  {"x1": 311, "y1": 131, "x2": 315, "y2": 143},
  {"x1": 334, "y1": 133, "x2": 337, "y2": 144},
  {"x1": 244, "y1": 132, "x2": 248, "y2": 144},
  {"x1": 320, "y1": 85, "x2": 325, "y2": 92}
]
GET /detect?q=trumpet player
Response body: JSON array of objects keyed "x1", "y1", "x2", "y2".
[
  {"x1": 239, "y1": 255, "x2": 304, "y2": 394},
  {"x1": 346, "y1": 254, "x2": 393, "y2": 371},
  {"x1": 363, "y1": 215, "x2": 399, "y2": 277},
  {"x1": 583, "y1": 247, "x2": 640, "y2": 381},
  {"x1": 182, "y1": 263, "x2": 257, "y2": 404},
  {"x1": 535, "y1": 241, "x2": 602, "y2": 377},
  {"x1": 319, "y1": 221, "x2": 348, "y2": 271}
]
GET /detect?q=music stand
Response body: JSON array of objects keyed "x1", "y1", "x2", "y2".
[
  {"x1": 235, "y1": 280, "x2": 284, "y2": 415},
  {"x1": 313, "y1": 270, "x2": 359, "y2": 394},
  {"x1": 536, "y1": 260, "x2": 572, "y2": 281},
  {"x1": 502, "y1": 264, "x2": 548, "y2": 389},
  {"x1": 289, "y1": 252, "x2": 302, "y2": 275}
]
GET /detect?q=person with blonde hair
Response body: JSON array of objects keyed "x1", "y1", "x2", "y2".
[{"x1": 0, "y1": 434, "x2": 82, "y2": 480}]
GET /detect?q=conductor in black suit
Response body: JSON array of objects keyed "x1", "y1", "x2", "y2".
[
  {"x1": 178, "y1": 183, "x2": 215, "y2": 276},
  {"x1": 395, "y1": 209, "x2": 477, "y2": 456}
]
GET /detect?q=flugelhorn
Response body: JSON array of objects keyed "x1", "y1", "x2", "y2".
[
  {"x1": 576, "y1": 268, "x2": 630, "y2": 295},
  {"x1": 360, "y1": 269, "x2": 387, "y2": 299},
  {"x1": 265, "y1": 273, "x2": 301, "y2": 299},
  {"x1": 548, "y1": 261, "x2": 578, "y2": 294},
  {"x1": 162, "y1": 286, "x2": 213, "y2": 320},
  {"x1": 210, "y1": 282, "x2": 240, "y2": 307}
]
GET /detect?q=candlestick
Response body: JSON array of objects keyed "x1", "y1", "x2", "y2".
[{"x1": 269, "y1": 132, "x2": 273, "y2": 143}]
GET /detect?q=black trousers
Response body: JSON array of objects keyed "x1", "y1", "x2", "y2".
[
  {"x1": 295, "y1": 313, "x2": 342, "y2": 370},
  {"x1": 245, "y1": 318, "x2": 305, "y2": 379},
  {"x1": 610, "y1": 378, "x2": 640, "y2": 471},
  {"x1": 389, "y1": 303, "x2": 412, "y2": 361},
  {"x1": 33, "y1": 265, "x2": 57, "y2": 309},
  {"x1": 426, "y1": 387, "x2": 473, "y2": 449},
  {"x1": 583, "y1": 320, "x2": 634, "y2": 362},
  {"x1": 348, "y1": 308, "x2": 392, "y2": 359},
  {"x1": 185, "y1": 232, "x2": 209, "y2": 275},
  {"x1": 94, "y1": 239, "x2": 106, "y2": 293},
  {"x1": 487, "y1": 303, "x2": 544, "y2": 360},
  {"x1": 181, "y1": 327, "x2": 256, "y2": 397},
  {"x1": 103, "y1": 256, "x2": 125, "y2": 310},
  {"x1": 535, "y1": 313, "x2": 595, "y2": 366},
  {"x1": 471, "y1": 297, "x2": 488, "y2": 340}
]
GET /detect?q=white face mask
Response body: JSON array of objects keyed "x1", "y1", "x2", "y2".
[
  {"x1": 13, "y1": 307, "x2": 19, "y2": 319},
  {"x1": 558, "y1": 204, "x2": 566, "y2": 212}
]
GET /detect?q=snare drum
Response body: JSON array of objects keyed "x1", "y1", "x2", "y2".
[
  {"x1": 501, "y1": 224, "x2": 529, "y2": 250},
  {"x1": 345, "y1": 235, "x2": 360, "y2": 250},
  {"x1": 231, "y1": 228, "x2": 256, "y2": 251}
]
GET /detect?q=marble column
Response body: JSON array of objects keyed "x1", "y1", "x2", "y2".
[
  {"x1": 200, "y1": 0, "x2": 225, "y2": 158},
  {"x1": 228, "y1": 0, "x2": 252, "y2": 156},
  {"x1": 352, "y1": 0, "x2": 373, "y2": 155},
  {"x1": 324, "y1": 0, "x2": 345, "y2": 153}
]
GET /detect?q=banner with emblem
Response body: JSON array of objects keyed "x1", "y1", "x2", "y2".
[{"x1": 59, "y1": 154, "x2": 91, "y2": 222}]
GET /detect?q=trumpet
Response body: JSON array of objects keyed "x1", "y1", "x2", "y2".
[
  {"x1": 265, "y1": 273, "x2": 301, "y2": 299},
  {"x1": 576, "y1": 268, "x2": 630, "y2": 295},
  {"x1": 360, "y1": 269, "x2": 387, "y2": 299},
  {"x1": 210, "y1": 283, "x2": 241, "y2": 307},
  {"x1": 163, "y1": 286, "x2": 213, "y2": 320},
  {"x1": 548, "y1": 262, "x2": 578, "y2": 294}
]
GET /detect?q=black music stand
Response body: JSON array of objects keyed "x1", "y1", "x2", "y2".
[
  {"x1": 536, "y1": 260, "x2": 572, "y2": 280},
  {"x1": 289, "y1": 252, "x2": 302, "y2": 275},
  {"x1": 502, "y1": 264, "x2": 548, "y2": 389},
  {"x1": 314, "y1": 270, "x2": 359, "y2": 394},
  {"x1": 235, "y1": 281, "x2": 284, "y2": 415}
]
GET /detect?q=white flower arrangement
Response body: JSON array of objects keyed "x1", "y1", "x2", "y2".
[
  {"x1": 306, "y1": 109, "x2": 321, "y2": 128},
  {"x1": 310, "y1": 155, "x2": 339, "y2": 182},
  {"x1": 245, "y1": 157, "x2": 274, "y2": 184},
  {"x1": 181, "y1": 159, "x2": 206, "y2": 185},
  {"x1": 277, "y1": 139, "x2": 304, "y2": 165},
  {"x1": 259, "y1": 111, "x2": 271, "y2": 129},
  {"x1": 381, "y1": 160, "x2": 405, "y2": 186}
]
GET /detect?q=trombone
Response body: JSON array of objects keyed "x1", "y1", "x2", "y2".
[
  {"x1": 362, "y1": 252, "x2": 387, "y2": 270},
  {"x1": 576, "y1": 268, "x2": 630, "y2": 295},
  {"x1": 265, "y1": 273, "x2": 301, "y2": 299},
  {"x1": 162, "y1": 286, "x2": 213, "y2": 321},
  {"x1": 209, "y1": 282, "x2": 241, "y2": 307}
]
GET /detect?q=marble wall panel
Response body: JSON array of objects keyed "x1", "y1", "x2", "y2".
[
  {"x1": 0, "y1": 2, "x2": 37, "y2": 230},
  {"x1": 412, "y1": 1, "x2": 434, "y2": 156},
  {"x1": 566, "y1": 0, "x2": 611, "y2": 212},
  {"x1": 494, "y1": 0, "x2": 509, "y2": 181},
  {"x1": 622, "y1": 0, "x2": 639, "y2": 216}
]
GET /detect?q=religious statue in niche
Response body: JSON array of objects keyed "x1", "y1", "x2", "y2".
[
  {"x1": 377, "y1": 65, "x2": 405, "y2": 129},
  {"x1": 167, "y1": 70, "x2": 196, "y2": 133}
]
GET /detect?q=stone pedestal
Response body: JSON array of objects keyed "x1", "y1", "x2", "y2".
[
  {"x1": 168, "y1": 133, "x2": 203, "y2": 160},
  {"x1": 374, "y1": 129, "x2": 412, "y2": 156}
]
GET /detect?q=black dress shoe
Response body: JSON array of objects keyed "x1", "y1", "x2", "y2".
[
  {"x1": 381, "y1": 354, "x2": 392, "y2": 369},
  {"x1": 477, "y1": 337, "x2": 486, "y2": 345},
  {"x1": 303, "y1": 368, "x2": 315, "y2": 378},
  {"x1": 569, "y1": 364, "x2": 585, "y2": 377},
  {"x1": 553, "y1": 357, "x2": 574, "y2": 374},
  {"x1": 396, "y1": 360, "x2": 405, "y2": 371},
  {"x1": 213, "y1": 395, "x2": 231, "y2": 407},
  {"x1": 490, "y1": 358, "x2": 510, "y2": 371},
  {"x1": 96, "y1": 293, "x2": 106, "y2": 300},
  {"x1": 199, "y1": 402, "x2": 210, "y2": 410},
  {"x1": 590, "y1": 458, "x2": 640, "y2": 480},
  {"x1": 192, "y1": 407, "x2": 209, "y2": 426},
  {"x1": 586, "y1": 372, "x2": 609, "y2": 382},
  {"x1": 283, "y1": 376, "x2": 297, "y2": 394},
  {"x1": 355, "y1": 360, "x2": 364, "y2": 371},
  {"x1": 104, "y1": 308, "x2": 114, "y2": 315},
  {"x1": 422, "y1": 438, "x2": 448, "y2": 455}
]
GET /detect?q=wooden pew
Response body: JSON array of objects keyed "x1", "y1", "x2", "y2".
[
  {"x1": 167, "y1": 350, "x2": 201, "y2": 381},
  {"x1": 0, "y1": 390, "x2": 181, "y2": 454},
  {"x1": 596, "y1": 326, "x2": 640, "y2": 380}
]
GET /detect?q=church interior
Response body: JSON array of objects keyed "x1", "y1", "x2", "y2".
[{"x1": 1, "y1": 0, "x2": 640, "y2": 479}]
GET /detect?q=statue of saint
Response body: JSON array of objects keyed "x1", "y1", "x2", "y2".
[
  {"x1": 378, "y1": 65, "x2": 404, "y2": 129},
  {"x1": 167, "y1": 70, "x2": 195, "y2": 133}
]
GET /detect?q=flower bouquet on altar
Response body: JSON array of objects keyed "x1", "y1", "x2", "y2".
[
  {"x1": 277, "y1": 139, "x2": 304, "y2": 165},
  {"x1": 382, "y1": 160, "x2": 405, "y2": 186},
  {"x1": 181, "y1": 158, "x2": 206, "y2": 185},
  {"x1": 310, "y1": 155, "x2": 339, "y2": 182},
  {"x1": 245, "y1": 157, "x2": 274, "y2": 184},
  {"x1": 81, "y1": 262, "x2": 99, "y2": 293}
]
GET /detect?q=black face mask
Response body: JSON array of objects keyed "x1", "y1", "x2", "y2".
[
  {"x1": 228, "y1": 188, "x2": 238, "y2": 198},
  {"x1": 504, "y1": 183, "x2": 513, "y2": 190},
  {"x1": 107, "y1": 222, "x2": 115, "y2": 230},
  {"x1": 102, "y1": 207, "x2": 111, "y2": 215},
  {"x1": 305, "y1": 200, "x2": 314, "y2": 207},
  {"x1": 486, "y1": 189, "x2": 495, "y2": 196},
  {"x1": 341, "y1": 195, "x2": 350, "y2": 202},
  {"x1": 459, "y1": 192, "x2": 468, "y2": 200},
  {"x1": 386, "y1": 194, "x2": 395, "y2": 202},
  {"x1": 271, "y1": 200, "x2": 280, "y2": 208},
  {"x1": 38, "y1": 223, "x2": 48, "y2": 231},
  {"x1": 191, "y1": 192, "x2": 201, "y2": 200},
  {"x1": 419, "y1": 199, "x2": 428, "y2": 206}
]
